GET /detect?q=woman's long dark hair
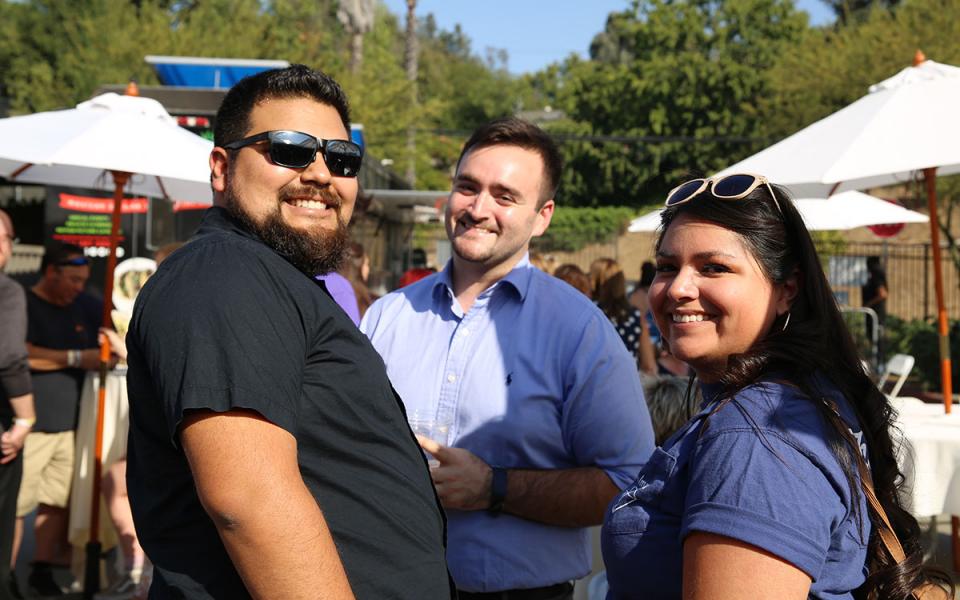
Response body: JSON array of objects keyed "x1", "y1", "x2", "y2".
[{"x1": 656, "y1": 183, "x2": 952, "y2": 599}]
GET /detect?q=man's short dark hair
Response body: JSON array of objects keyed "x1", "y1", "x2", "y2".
[
  {"x1": 214, "y1": 64, "x2": 352, "y2": 147},
  {"x1": 41, "y1": 242, "x2": 84, "y2": 272},
  {"x1": 455, "y1": 117, "x2": 563, "y2": 207}
]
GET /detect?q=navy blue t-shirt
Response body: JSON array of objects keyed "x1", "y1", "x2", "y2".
[
  {"x1": 602, "y1": 377, "x2": 870, "y2": 599},
  {"x1": 26, "y1": 289, "x2": 101, "y2": 432}
]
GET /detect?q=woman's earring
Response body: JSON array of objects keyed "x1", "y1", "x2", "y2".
[{"x1": 781, "y1": 311, "x2": 792, "y2": 332}]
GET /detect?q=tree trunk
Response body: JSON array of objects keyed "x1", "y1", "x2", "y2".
[
  {"x1": 404, "y1": 0, "x2": 418, "y2": 187},
  {"x1": 350, "y1": 32, "x2": 364, "y2": 74}
]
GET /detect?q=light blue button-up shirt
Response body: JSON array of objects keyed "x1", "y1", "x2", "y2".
[{"x1": 361, "y1": 255, "x2": 655, "y2": 592}]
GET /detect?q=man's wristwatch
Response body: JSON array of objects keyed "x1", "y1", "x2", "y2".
[{"x1": 488, "y1": 466, "x2": 508, "y2": 515}]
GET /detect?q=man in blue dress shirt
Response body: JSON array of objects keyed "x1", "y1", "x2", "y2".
[{"x1": 361, "y1": 118, "x2": 655, "y2": 599}]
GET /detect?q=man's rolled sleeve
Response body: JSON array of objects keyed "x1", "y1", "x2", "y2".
[
  {"x1": 681, "y1": 427, "x2": 843, "y2": 580},
  {"x1": 561, "y1": 311, "x2": 655, "y2": 489}
]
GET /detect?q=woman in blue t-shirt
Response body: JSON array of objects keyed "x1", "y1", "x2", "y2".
[{"x1": 601, "y1": 175, "x2": 951, "y2": 599}]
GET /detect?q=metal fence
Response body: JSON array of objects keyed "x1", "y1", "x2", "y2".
[{"x1": 815, "y1": 241, "x2": 960, "y2": 322}]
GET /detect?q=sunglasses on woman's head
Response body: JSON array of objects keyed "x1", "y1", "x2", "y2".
[
  {"x1": 223, "y1": 130, "x2": 363, "y2": 178},
  {"x1": 665, "y1": 173, "x2": 782, "y2": 215}
]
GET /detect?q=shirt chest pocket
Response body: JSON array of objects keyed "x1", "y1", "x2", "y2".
[{"x1": 604, "y1": 447, "x2": 679, "y2": 535}]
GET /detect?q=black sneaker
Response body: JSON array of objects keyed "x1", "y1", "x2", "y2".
[{"x1": 26, "y1": 562, "x2": 64, "y2": 597}]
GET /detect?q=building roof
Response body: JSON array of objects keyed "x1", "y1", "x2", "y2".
[
  {"x1": 94, "y1": 85, "x2": 226, "y2": 117},
  {"x1": 365, "y1": 189, "x2": 449, "y2": 223}
]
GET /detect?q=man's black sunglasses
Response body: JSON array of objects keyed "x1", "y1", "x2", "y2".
[
  {"x1": 223, "y1": 130, "x2": 363, "y2": 178},
  {"x1": 56, "y1": 256, "x2": 90, "y2": 267}
]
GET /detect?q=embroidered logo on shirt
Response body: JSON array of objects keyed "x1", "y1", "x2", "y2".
[{"x1": 612, "y1": 476, "x2": 647, "y2": 513}]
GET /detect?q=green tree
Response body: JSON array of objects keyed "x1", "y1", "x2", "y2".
[
  {"x1": 822, "y1": 0, "x2": 895, "y2": 26},
  {"x1": 763, "y1": 0, "x2": 960, "y2": 139},
  {"x1": 0, "y1": 0, "x2": 536, "y2": 192},
  {"x1": 555, "y1": 0, "x2": 807, "y2": 207},
  {"x1": 3, "y1": 0, "x2": 174, "y2": 113},
  {"x1": 762, "y1": 0, "x2": 960, "y2": 284}
]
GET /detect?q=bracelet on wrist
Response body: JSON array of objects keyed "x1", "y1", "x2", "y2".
[
  {"x1": 13, "y1": 418, "x2": 34, "y2": 428},
  {"x1": 66, "y1": 349, "x2": 78, "y2": 368}
]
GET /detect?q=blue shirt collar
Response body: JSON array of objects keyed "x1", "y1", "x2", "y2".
[{"x1": 432, "y1": 253, "x2": 535, "y2": 303}]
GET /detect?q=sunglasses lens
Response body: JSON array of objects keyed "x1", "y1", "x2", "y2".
[
  {"x1": 323, "y1": 140, "x2": 363, "y2": 177},
  {"x1": 713, "y1": 174, "x2": 757, "y2": 198},
  {"x1": 666, "y1": 180, "x2": 705, "y2": 206},
  {"x1": 268, "y1": 132, "x2": 317, "y2": 168}
]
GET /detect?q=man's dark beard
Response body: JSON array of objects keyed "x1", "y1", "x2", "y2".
[{"x1": 224, "y1": 189, "x2": 349, "y2": 276}]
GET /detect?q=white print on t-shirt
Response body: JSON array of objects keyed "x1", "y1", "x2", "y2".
[
  {"x1": 612, "y1": 476, "x2": 648, "y2": 513},
  {"x1": 853, "y1": 429, "x2": 870, "y2": 466}
]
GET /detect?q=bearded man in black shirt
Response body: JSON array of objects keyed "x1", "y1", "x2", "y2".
[{"x1": 126, "y1": 66, "x2": 451, "y2": 599}]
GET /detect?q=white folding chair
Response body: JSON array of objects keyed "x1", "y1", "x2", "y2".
[{"x1": 877, "y1": 353, "x2": 915, "y2": 399}]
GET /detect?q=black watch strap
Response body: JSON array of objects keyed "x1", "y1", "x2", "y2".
[{"x1": 488, "y1": 466, "x2": 508, "y2": 515}]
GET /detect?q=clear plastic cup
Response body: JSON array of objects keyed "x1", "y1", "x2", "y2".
[{"x1": 408, "y1": 409, "x2": 452, "y2": 466}]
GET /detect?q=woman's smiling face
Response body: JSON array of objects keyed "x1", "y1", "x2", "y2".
[{"x1": 649, "y1": 214, "x2": 793, "y2": 382}]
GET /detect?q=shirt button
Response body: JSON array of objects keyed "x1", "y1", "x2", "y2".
[
  {"x1": 447, "y1": 373, "x2": 457, "y2": 383},
  {"x1": 462, "y1": 328, "x2": 470, "y2": 336}
]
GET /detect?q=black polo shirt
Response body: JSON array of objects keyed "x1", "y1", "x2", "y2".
[{"x1": 126, "y1": 207, "x2": 451, "y2": 599}]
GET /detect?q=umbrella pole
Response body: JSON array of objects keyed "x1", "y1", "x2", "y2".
[
  {"x1": 923, "y1": 167, "x2": 952, "y2": 414},
  {"x1": 926, "y1": 166, "x2": 960, "y2": 573},
  {"x1": 84, "y1": 170, "x2": 130, "y2": 598}
]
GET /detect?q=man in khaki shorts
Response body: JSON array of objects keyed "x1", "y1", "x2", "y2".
[
  {"x1": 15, "y1": 430, "x2": 75, "y2": 568},
  {"x1": 13, "y1": 243, "x2": 115, "y2": 596}
]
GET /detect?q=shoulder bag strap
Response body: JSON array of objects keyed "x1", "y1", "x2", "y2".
[
  {"x1": 822, "y1": 396, "x2": 906, "y2": 562},
  {"x1": 823, "y1": 398, "x2": 950, "y2": 600}
]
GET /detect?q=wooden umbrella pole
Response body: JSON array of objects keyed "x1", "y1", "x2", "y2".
[
  {"x1": 100, "y1": 172, "x2": 129, "y2": 329},
  {"x1": 923, "y1": 167, "x2": 952, "y2": 414},
  {"x1": 83, "y1": 334, "x2": 111, "y2": 598},
  {"x1": 84, "y1": 170, "x2": 130, "y2": 598}
]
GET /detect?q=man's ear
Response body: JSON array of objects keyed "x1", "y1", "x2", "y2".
[
  {"x1": 777, "y1": 269, "x2": 801, "y2": 315},
  {"x1": 210, "y1": 148, "x2": 229, "y2": 194},
  {"x1": 531, "y1": 199, "x2": 555, "y2": 238}
]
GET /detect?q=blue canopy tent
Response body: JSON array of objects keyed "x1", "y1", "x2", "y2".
[{"x1": 145, "y1": 55, "x2": 291, "y2": 89}]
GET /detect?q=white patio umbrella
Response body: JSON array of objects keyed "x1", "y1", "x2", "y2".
[
  {"x1": 0, "y1": 91, "x2": 213, "y2": 319},
  {"x1": 716, "y1": 52, "x2": 959, "y2": 414},
  {"x1": 627, "y1": 191, "x2": 929, "y2": 232},
  {"x1": 0, "y1": 92, "x2": 213, "y2": 202},
  {"x1": 715, "y1": 57, "x2": 960, "y2": 196},
  {"x1": 0, "y1": 90, "x2": 213, "y2": 597}
]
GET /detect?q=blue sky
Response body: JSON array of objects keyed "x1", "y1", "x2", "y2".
[{"x1": 382, "y1": 0, "x2": 834, "y2": 75}]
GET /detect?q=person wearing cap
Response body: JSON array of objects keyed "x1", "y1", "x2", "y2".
[
  {"x1": 125, "y1": 65, "x2": 450, "y2": 599},
  {"x1": 13, "y1": 242, "x2": 110, "y2": 596},
  {"x1": 362, "y1": 117, "x2": 655, "y2": 599},
  {"x1": 0, "y1": 210, "x2": 36, "y2": 600}
]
